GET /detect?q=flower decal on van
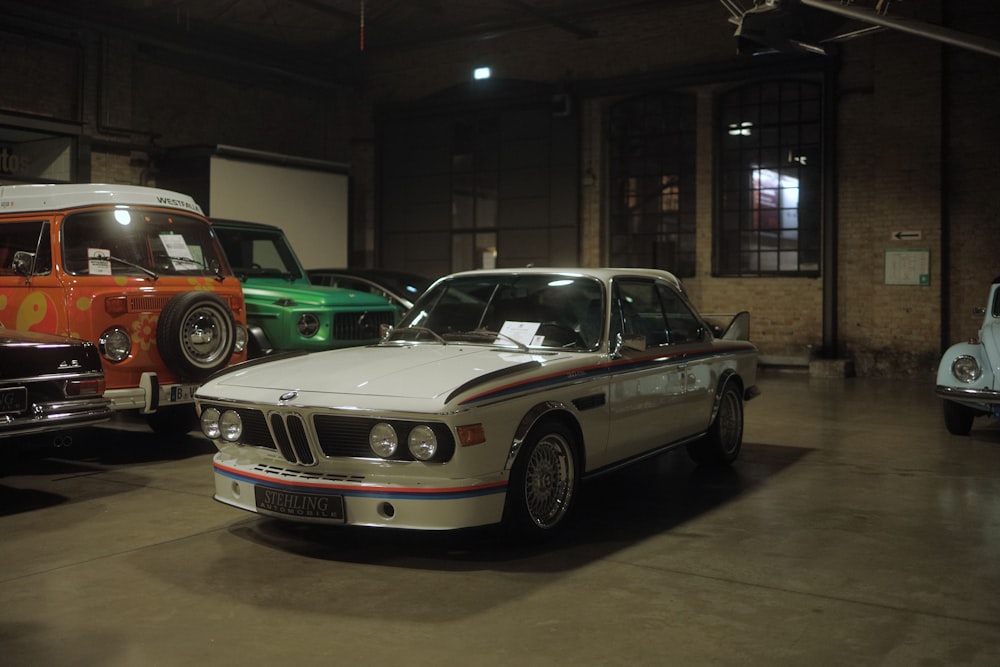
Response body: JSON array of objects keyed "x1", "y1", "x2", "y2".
[{"x1": 132, "y1": 314, "x2": 158, "y2": 351}]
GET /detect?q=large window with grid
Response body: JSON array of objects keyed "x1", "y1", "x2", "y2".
[
  {"x1": 608, "y1": 93, "x2": 697, "y2": 277},
  {"x1": 716, "y1": 79, "x2": 822, "y2": 277}
]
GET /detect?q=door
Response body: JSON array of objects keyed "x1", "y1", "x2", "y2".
[
  {"x1": 0, "y1": 218, "x2": 69, "y2": 334},
  {"x1": 606, "y1": 277, "x2": 690, "y2": 462}
]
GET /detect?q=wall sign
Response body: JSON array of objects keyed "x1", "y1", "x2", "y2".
[{"x1": 884, "y1": 248, "x2": 930, "y2": 285}]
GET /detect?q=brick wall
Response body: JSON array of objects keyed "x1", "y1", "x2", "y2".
[{"x1": 3, "y1": 1, "x2": 998, "y2": 377}]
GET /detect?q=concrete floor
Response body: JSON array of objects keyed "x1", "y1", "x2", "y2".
[{"x1": 1, "y1": 371, "x2": 999, "y2": 666}]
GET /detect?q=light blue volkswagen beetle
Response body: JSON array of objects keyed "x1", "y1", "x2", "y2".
[{"x1": 936, "y1": 276, "x2": 1000, "y2": 435}]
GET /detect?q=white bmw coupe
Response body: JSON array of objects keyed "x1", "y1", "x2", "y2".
[{"x1": 196, "y1": 267, "x2": 759, "y2": 538}]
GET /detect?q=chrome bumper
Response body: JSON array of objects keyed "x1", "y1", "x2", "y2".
[{"x1": 935, "y1": 385, "x2": 1000, "y2": 405}]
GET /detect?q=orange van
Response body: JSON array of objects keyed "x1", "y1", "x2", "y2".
[{"x1": 0, "y1": 183, "x2": 248, "y2": 434}]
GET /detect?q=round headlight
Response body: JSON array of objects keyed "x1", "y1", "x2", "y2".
[
  {"x1": 99, "y1": 327, "x2": 131, "y2": 362},
  {"x1": 234, "y1": 324, "x2": 248, "y2": 353},
  {"x1": 408, "y1": 424, "x2": 438, "y2": 461},
  {"x1": 219, "y1": 410, "x2": 243, "y2": 442},
  {"x1": 297, "y1": 313, "x2": 320, "y2": 338},
  {"x1": 201, "y1": 407, "x2": 221, "y2": 439},
  {"x1": 369, "y1": 422, "x2": 398, "y2": 458},
  {"x1": 952, "y1": 355, "x2": 982, "y2": 383}
]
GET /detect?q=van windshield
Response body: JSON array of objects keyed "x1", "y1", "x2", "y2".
[{"x1": 62, "y1": 209, "x2": 227, "y2": 277}]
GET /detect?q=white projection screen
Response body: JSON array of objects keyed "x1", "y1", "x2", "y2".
[{"x1": 208, "y1": 155, "x2": 348, "y2": 269}]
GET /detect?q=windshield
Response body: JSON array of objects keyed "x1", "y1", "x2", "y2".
[
  {"x1": 213, "y1": 225, "x2": 303, "y2": 280},
  {"x1": 62, "y1": 208, "x2": 226, "y2": 277},
  {"x1": 392, "y1": 273, "x2": 604, "y2": 351}
]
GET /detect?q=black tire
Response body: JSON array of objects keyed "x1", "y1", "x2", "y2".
[
  {"x1": 503, "y1": 418, "x2": 579, "y2": 539},
  {"x1": 156, "y1": 292, "x2": 236, "y2": 381},
  {"x1": 145, "y1": 405, "x2": 200, "y2": 436},
  {"x1": 943, "y1": 400, "x2": 976, "y2": 436},
  {"x1": 687, "y1": 381, "x2": 744, "y2": 467}
]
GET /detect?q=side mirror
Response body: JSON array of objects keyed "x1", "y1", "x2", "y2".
[{"x1": 12, "y1": 251, "x2": 34, "y2": 277}]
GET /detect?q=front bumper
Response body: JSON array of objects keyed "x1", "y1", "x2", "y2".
[
  {"x1": 935, "y1": 384, "x2": 1000, "y2": 406},
  {"x1": 213, "y1": 457, "x2": 508, "y2": 530},
  {"x1": 105, "y1": 372, "x2": 200, "y2": 413},
  {"x1": 0, "y1": 397, "x2": 111, "y2": 438}
]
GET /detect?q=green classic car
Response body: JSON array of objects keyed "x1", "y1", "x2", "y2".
[{"x1": 212, "y1": 219, "x2": 397, "y2": 357}]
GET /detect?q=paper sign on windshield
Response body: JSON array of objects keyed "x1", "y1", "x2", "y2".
[
  {"x1": 160, "y1": 233, "x2": 197, "y2": 270},
  {"x1": 88, "y1": 247, "x2": 111, "y2": 276},
  {"x1": 497, "y1": 321, "x2": 542, "y2": 347}
]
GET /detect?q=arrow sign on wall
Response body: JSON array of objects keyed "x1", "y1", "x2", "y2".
[{"x1": 891, "y1": 231, "x2": 922, "y2": 241}]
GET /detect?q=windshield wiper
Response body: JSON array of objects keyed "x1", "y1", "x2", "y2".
[
  {"x1": 169, "y1": 256, "x2": 225, "y2": 282},
  {"x1": 454, "y1": 329, "x2": 530, "y2": 353},
  {"x1": 385, "y1": 326, "x2": 448, "y2": 345},
  {"x1": 93, "y1": 254, "x2": 158, "y2": 281}
]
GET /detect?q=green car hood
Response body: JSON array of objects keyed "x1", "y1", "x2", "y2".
[{"x1": 242, "y1": 280, "x2": 394, "y2": 309}]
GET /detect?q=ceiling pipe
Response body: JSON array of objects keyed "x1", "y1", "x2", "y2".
[{"x1": 798, "y1": 0, "x2": 1000, "y2": 58}]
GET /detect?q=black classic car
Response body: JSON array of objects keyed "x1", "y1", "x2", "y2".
[{"x1": 0, "y1": 328, "x2": 111, "y2": 447}]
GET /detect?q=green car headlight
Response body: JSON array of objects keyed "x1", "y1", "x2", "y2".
[{"x1": 297, "y1": 313, "x2": 320, "y2": 337}]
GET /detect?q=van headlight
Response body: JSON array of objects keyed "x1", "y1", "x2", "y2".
[
  {"x1": 99, "y1": 327, "x2": 131, "y2": 362},
  {"x1": 951, "y1": 355, "x2": 982, "y2": 383},
  {"x1": 234, "y1": 324, "x2": 248, "y2": 353}
]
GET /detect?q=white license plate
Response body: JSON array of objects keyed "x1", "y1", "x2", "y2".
[{"x1": 164, "y1": 384, "x2": 198, "y2": 404}]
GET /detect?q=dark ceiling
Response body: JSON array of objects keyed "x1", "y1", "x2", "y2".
[
  {"x1": 2, "y1": 0, "x2": 689, "y2": 80},
  {"x1": 2, "y1": 0, "x2": 996, "y2": 89},
  {"x1": 4, "y1": 0, "x2": 708, "y2": 88}
]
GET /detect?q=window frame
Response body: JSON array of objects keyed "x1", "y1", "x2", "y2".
[
  {"x1": 713, "y1": 77, "x2": 825, "y2": 278},
  {"x1": 607, "y1": 92, "x2": 698, "y2": 277}
]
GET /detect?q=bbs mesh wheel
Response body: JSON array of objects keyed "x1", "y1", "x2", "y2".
[
  {"x1": 687, "y1": 381, "x2": 744, "y2": 467},
  {"x1": 503, "y1": 418, "x2": 579, "y2": 539},
  {"x1": 156, "y1": 292, "x2": 236, "y2": 381}
]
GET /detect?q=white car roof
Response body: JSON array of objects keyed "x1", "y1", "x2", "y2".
[
  {"x1": 0, "y1": 183, "x2": 204, "y2": 216},
  {"x1": 442, "y1": 266, "x2": 683, "y2": 289}
]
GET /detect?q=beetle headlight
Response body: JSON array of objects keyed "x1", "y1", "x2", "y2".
[
  {"x1": 951, "y1": 355, "x2": 982, "y2": 383},
  {"x1": 369, "y1": 422, "x2": 398, "y2": 458},
  {"x1": 201, "y1": 407, "x2": 221, "y2": 439},
  {"x1": 408, "y1": 424, "x2": 438, "y2": 461},
  {"x1": 219, "y1": 410, "x2": 243, "y2": 442},
  {"x1": 297, "y1": 313, "x2": 320, "y2": 337},
  {"x1": 99, "y1": 327, "x2": 131, "y2": 362}
]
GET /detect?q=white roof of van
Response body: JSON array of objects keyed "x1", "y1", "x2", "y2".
[{"x1": 0, "y1": 183, "x2": 204, "y2": 216}]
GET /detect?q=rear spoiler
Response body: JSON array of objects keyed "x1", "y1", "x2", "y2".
[{"x1": 703, "y1": 311, "x2": 751, "y2": 341}]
